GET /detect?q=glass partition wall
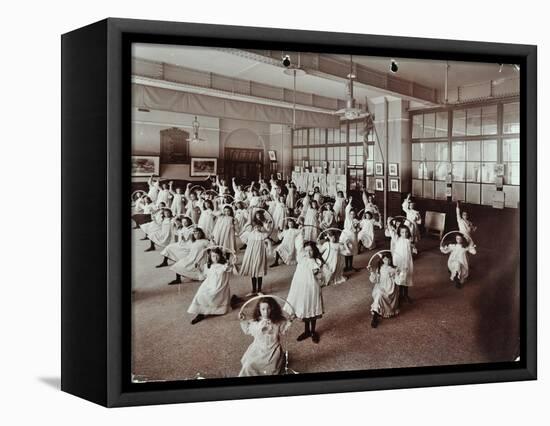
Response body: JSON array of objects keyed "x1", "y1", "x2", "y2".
[{"x1": 411, "y1": 98, "x2": 520, "y2": 208}]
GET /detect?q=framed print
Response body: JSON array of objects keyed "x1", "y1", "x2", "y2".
[
  {"x1": 389, "y1": 178, "x2": 399, "y2": 192},
  {"x1": 190, "y1": 157, "x2": 217, "y2": 177},
  {"x1": 276, "y1": 172, "x2": 282, "y2": 180},
  {"x1": 131, "y1": 155, "x2": 159, "y2": 176},
  {"x1": 62, "y1": 18, "x2": 536, "y2": 407}
]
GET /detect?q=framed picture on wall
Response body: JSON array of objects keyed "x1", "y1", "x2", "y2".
[
  {"x1": 190, "y1": 157, "x2": 217, "y2": 177},
  {"x1": 131, "y1": 155, "x2": 159, "y2": 176},
  {"x1": 62, "y1": 17, "x2": 536, "y2": 408},
  {"x1": 389, "y1": 163, "x2": 399, "y2": 176}
]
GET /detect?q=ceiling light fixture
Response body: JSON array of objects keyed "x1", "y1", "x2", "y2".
[{"x1": 186, "y1": 116, "x2": 206, "y2": 143}]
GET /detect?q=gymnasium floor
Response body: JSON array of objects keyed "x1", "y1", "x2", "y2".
[{"x1": 131, "y1": 227, "x2": 520, "y2": 382}]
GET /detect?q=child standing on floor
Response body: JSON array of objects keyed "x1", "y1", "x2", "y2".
[
  {"x1": 238, "y1": 297, "x2": 292, "y2": 377},
  {"x1": 267, "y1": 194, "x2": 287, "y2": 243},
  {"x1": 239, "y1": 218, "x2": 269, "y2": 296},
  {"x1": 340, "y1": 198, "x2": 359, "y2": 272},
  {"x1": 320, "y1": 230, "x2": 346, "y2": 286},
  {"x1": 441, "y1": 233, "x2": 477, "y2": 288},
  {"x1": 369, "y1": 253, "x2": 400, "y2": 328},
  {"x1": 333, "y1": 190, "x2": 347, "y2": 227},
  {"x1": 456, "y1": 201, "x2": 477, "y2": 242},
  {"x1": 156, "y1": 182, "x2": 171, "y2": 207},
  {"x1": 197, "y1": 199, "x2": 216, "y2": 239},
  {"x1": 390, "y1": 225, "x2": 416, "y2": 303},
  {"x1": 320, "y1": 203, "x2": 336, "y2": 230},
  {"x1": 285, "y1": 233, "x2": 325, "y2": 344},
  {"x1": 358, "y1": 211, "x2": 382, "y2": 252},
  {"x1": 211, "y1": 205, "x2": 237, "y2": 252},
  {"x1": 147, "y1": 175, "x2": 160, "y2": 203},
  {"x1": 402, "y1": 193, "x2": 422, "y2": 245},
  {"x1": 169, "y1": 182, "x2": 184, "y2": 216},
  {"x1": 271, "y1": 219, "x2": 301, "y2": 267},
  {"x1": 285, "y1": 180, "x2": 297, "y2": 216},
  {"x1": 302, "y1": 198, "x2": 320, "y2": 242},
  {"x1": 188, "y1": 247, "x2": 235, "y2": 325}
]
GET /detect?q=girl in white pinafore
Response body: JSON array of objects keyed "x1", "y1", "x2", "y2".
[
  {"x1": 156, "y1": 182, "x2": 171, "y2": 207},
  {"x1": 269, "y1": 176, "x2": 279, "y2": 201},
  {"x1": 139, "y1": 204, "x2": 166, "y2": 240},
  {"x1": 390, "y1": 225, "x2": 416, "y2": 303},
  {"x1": 188, "y1": 248, "x2": 235, "y2": 325},
  {"x1": 456, "y1": 201, "x2": 477, "y2": 242},
  {"x1": 320, "y1": 230, "x2": 346, "y2": 286},
  {"x1": 144, "y1": 209, "x2": 174, "y2": 252},
  {"x1": 240, "y1": 219, "x2": 269, "y2": 295},
  {"x1": 232, "y1": 178, "x2": 246, "y2": 202},
  {"x1": 234, "y1": 202, "x2": 249, "y2": 235},
  {"x1": 285, "y1": 182, "x2": 297, "y2": 214},
  {"x1": 358, "y1": 211, "x2": 381, "y2": 251},
  {"x1": 267, "y1": 195, "x2": 286, "y2": 242},
  {"x1": 285, "y1": 233, "x2": 325, "y2": 343},
  {"x1": 302, "y1": 197, "x2": 320, "y2": 242},
  {"x1": 239, "y1": 297, "x2": 292, "y2": 377},
  {"x1": 211, "y1": 205, "x2": 237, "y2": 252},
  {"x1": 156, "y1": 217, "x2": 194, "y2": 266},
  {"x1": 215, "y1": 176, "x2": 228, "y2": 197},
  {"x1": 168, "y1": 228, "x2": 211, "y2": 284},
  {"x1": 147, "y1": 176, "x2": 159, "y2": 203},
  {"x1": 320, "y1": 203, "x2": 336, "y2": 230},
  {"x1": 369, "y1": 253, "x2": 400, "y2": 328},
  {"x1": 333, "y1": 191, "x2": 346, "y2": 225},
  {"x1": 184, "y1": 184, "x2": 201, "y2": 224},
  {"x1": 270, "y1": 220, "x2": 301, "y2": 267},
  {"x1": 169, "y1": 182, "x2": 184, "y2": 216},
  {"x1": 402, "y1": 194, "x2": 422, "y2": 244},
  {"x1": 340, "y1": 199, "x2": 359, "y2": 271},
  {"x1": 441, "y1": 233, "x2": 477, "y2": 288},
  {"x1": 198, "y1": 199, "x2": 216, "y2": 239}
]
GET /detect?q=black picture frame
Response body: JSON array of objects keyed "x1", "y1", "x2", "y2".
[{"x1": 61, "y1": 18, "x2": 537, "y2": 407}]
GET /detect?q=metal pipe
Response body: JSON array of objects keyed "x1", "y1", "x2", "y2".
[{"x1": 384, "y1": 97, "x2": 389, "y2": 224}]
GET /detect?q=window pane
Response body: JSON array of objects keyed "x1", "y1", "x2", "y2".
[
  {"x1": 503, "y1": 102, "x2": 520, "y2": 134},
  {"x1": 412, "y1": 161, "x2": 421, "y2": 179},
  {"x1": 466, "y1": 107, "x2": 481, "y2": 136},
  {"x1": 483, "y1": 140, "x2": 498, "y2": 161},
  {"x1": 327, "y1": 129, "x2": 334, "y2": 144},
  {"x1": 423, "y1": 113, "x2": 436, "y2": 138},
  {"x1": 482, "y1": 162, "x2": 496, "y2": 183},
  {"x1": 482, "y1": 105, "x2": 498, "y2": 135},
  {"x1": 435, "y1": 162, "x2": 448, "y2": 181},
  {"x1": 412, "y1": 143, "x2": 422, "y2": 160},
  {"x1": 340, "y1": 147, "x2": 346, "y2": 161},
  {"x1": 424, "y1": 143, "x2": 436, "y2": 161},
  {"x1": 466, "y1": 140, "x2": 481, "y2": 161},
  {"x1": 504, "y1": 162, "x2": 520, "y2": 185},
  {"x1": 340, "y1": 124, "x2": 347, "y2": 143},
  {"x1": 366, "y1": 161, "x2": 374, "y2": 176},
  {"x1": 436, "y1": 111, "x2": 448, "y2": 137},
  {"x1": 452, "y1": 162, "x2": 466, "y2": 181},
  {"x1": 412, "y1": 114, "x2": 423, "y2": 139},
  {"x1": 367, "y1": 145, "x2": 374, "y2": 161},
  {"x1": 436, "y1": 142, "x2": 449, "y2": 161},
  {"x1": 503, "y1": 138, "x2": 520, "y2": 162},
  {"x1": 466, "y1": 162, "x2": 481, "y2": 182},
  {"x1": 452, "y1": 141, "x2": 466, "y2": 161},
  {"x1": 466, "y1": 183, "x2": 481, "y2": 204},
  {"x1": 349, "y1": 124, "x2": 357, "y2": 143},
  {"x1": 453, "y1": 109, "x2": 466, "y2": 136}
]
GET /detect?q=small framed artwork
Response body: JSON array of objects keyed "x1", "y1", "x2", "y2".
[
  {"x1": 190, "y1": 157, "x2": 217, "y2": 177},
  {"x1": 276, "y1": 172, "x2": 282, "y2": 180},
  {"x1": 389, "y1": 163, "x2": 399, "y2": 176},
  {"x1": 375, "y1": 162, "x2": 384, "y2": 176},
  {"x1": 131, "y1": 155, "x2": 159, "y2": 176},
  {"x1": 268, "y1": 150, "x2": 277, "y2": 162},
  {"x1": 389, "y1": 178, "x2": 399, "y2": 192},
  {"x1": 494, "y1": 163, "x2": 505, "y2": 177},
  {"x1": 375, "y1": 178, "x2": 384, "y2": 191}
]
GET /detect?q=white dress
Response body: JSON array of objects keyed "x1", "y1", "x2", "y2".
[
  {"x1": 170, "y1": 239, "x2": 211, "y2": 280},
  {"x1": 156, "y1": 188, "x2": 171, "y2": 207},
  {"x1": 161, "y1": 227, "x2": 193, "y2": 261},
  {"x1": 276, "y1": 228, "x2": 301, "y2": 265},
  {"x1": 240, "y1": 230, "x2": 268, "y2": 277},
  {"x1": 234, "y1": 209, "x2": 249, "y2": 235},
  {"x1": 340, "y1": 204, "x2": 358, "y2": 256},
  {"x1": 285, "y1": 186, "x2": 297, "y2": 209},
  {"x1": 358, "y1": 218, "x2": 378, "y2": 249},
  {"x1": 402, "y1": 200, "x2": 422, "y2": 243},
  {"x1": 170, "y1": 193, "x2": 184, "y2": 216},
  {"x1": 198, "y1": 208, "x2": 216, "y2": 239},
  {"x1": 239, "y1": 318, "x2": 291, "y2": 377},
  {"x1": 321, "y1": 241, "x2": 346, "y2": 285},
  {"x1": 148, "y1": 218, "x2": 173, "y2": 247},
  {"x1": 457, "y1": 207, "x2": 476, "y2": 242},
  {"x1": 147, "y1": 181, "x2": 159, "y2": 202},
  {"x1": 441, "y1": 243, "x2": 477, "y2": 283},
  {"x1": 187, "y1": 263, "x2": 233, "y2": 315},
  {"x1": 285, "y1": 235, "x2": 324, "y2": 320},
  {"x1": 370, "y1": 265, "x2": 400, "y2": 318},
  {"x1": 211, "y1": 215, "x2": 236, "y2": 252},
  {"x1": 303, "y1": 204, "x2": 319, "y2": 242},
  {"x1": 268, "y1": 201, "x2": 286, "y2": 241},
  {"x1": 320, "y1": 210, "x2": 335, "y2": 229},
  {"x1": 392, "y1": 232, "x2": 414, "y2": 287},
  {"x1": 333, "y1": 196, "x2": 346, "y2": 223},
  {"x1": 139, "y1": 210, "x2": 163, "y2": 236}
]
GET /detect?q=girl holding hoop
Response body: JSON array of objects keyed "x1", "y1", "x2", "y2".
[
  {"x1": 168, "y1": 227, "x2": 210, "y2": 284},
  {"x1": 285, "y1": 233, "x2": 325, "y2": 344},
  {"x1": 240, "y1": 216, "x2": 270, "y2": 296},
  {"x1": 368, "y1": 252, "x2": 400, "y2": 328},
  {"x1": 211, "y1": 205, "x2": 237, "y2": 252},
  {"x1": 340, "y1": 198, "x2": 359, "y2": 272},
  {"x1": 389, "y1": 224, "x2": 417, "y2": 303},
  {"x1": 333, "y1": 190, "x2": 347, "y2": 226},
  {"x1": 184, "y1": 184, "x2": 201, "y2": 224},
  {"x1": 143, "y1": 207, "x2": 173, "y2": 252},
  {"x1": 358, "y1": 210, "x2": 382, "y2": 252},
  {"x1": 157, "y1": 217, "x2": 194, "y2": 266},
  {"x1": 440, "y1": 232, "x2": 477, "y2": 288},
  {"x1": 402, "y1": 193, "x2": 422, "y2": 244},
  {"x1": 168, "y1": 181, "x2": 184, "y2": 216},
  {"x1": 238, "y1": 296, "x2": 293, "y2": 376},
  {"x1": 320, "y1": 203, "x2": 336, "y2": 230},
  {"x1": 271, "y1": 218, "x2": 301, "y2": 267},
  {"x1": 456, "y1": 201, "x2": 477, "y2": 242},
  {"x1": 320, "y1": 229, "x2": 346, "y2": 286},
  {"x1": 197, "y1": 199, "x2": 216, "y2": 239},
  {"x1": 188, "y1": 247, "x2": 236, "y2": 325}
]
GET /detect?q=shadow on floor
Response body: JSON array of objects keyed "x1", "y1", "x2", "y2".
[{"x1": 38, "y1": 376, "x2": 61, "y2": 390}]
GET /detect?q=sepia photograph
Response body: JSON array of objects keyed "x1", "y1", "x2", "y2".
[{"x1": 130, "y1": 43, "x2": 521, "y2": 383}]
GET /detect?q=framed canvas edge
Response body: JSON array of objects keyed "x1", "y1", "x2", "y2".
[{"x1": 94, "y1": 18, "x2": 537, "y2": 407}]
